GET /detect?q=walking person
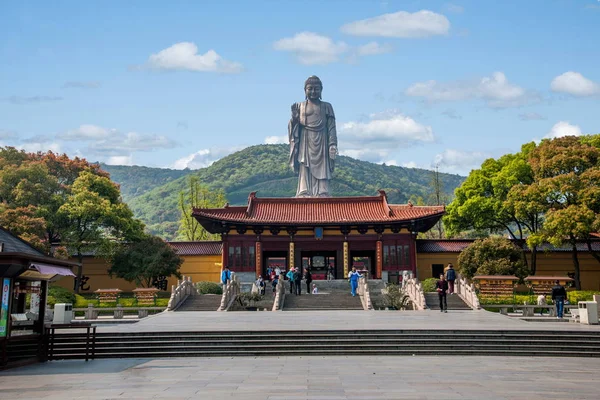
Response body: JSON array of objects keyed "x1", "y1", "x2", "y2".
[
  {"x1": 272, "y1": 274, "x2": 279, "y2": 295},
  {"x1": 256, "y1": 275, "x2": 266, "y2": 296},
  {"x1": 293, "y1": 267, "x2": 302, "y2": 295},
  {"x1": 348, "y1": 267, "x2": 362, "y2": 297},
  {"x1": 551, "y1": 280, "x2": 567, "y2": 318},
  {"x1": 436, "y1": 274, "x2": 449, "y2": 313},
  {"x1": 221, "y1": 266, "x2": 231, "y2": 287},
  {"x1": 286, "y1": 268, "x2": 295, "y2": 294},
  {"x1": 304, "y1": 268, "x2": 312, "y2": 294},
  {"x1": 327, "y1": 264, "x2": 334, "y2": 280},
  {"x1": 446, "y1": 263, "x2": 456, "y2": 295}
]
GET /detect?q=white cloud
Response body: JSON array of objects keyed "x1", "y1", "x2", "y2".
[
  {"x1": 58, "y1": 124, "x2": 114, "y2": 140},
  {"x1": 106, "y1": 155, "x2": 133, "y2": 166},
  {"x1": 274, "y1": 32, "x2": 349, "y2": 65},
  {"x1": 340, "y1": 10, "x2": 450, "y2": 38},
  {"x1": 356, "y1": 42, "x2": 393, "y2": 56},
  {"x1": 7, "y1": 95, "x2": 63, "y2": 104},
  {"x1": 550, "y1": 71, "x2": 600, "y2": 97},
  {"x1": 0, "y1": 129, "x2": 17, "y2": 140},
  {"x1": 264, "y1": 135, "x2": 288, "y2": 145},
  {"x1": 62, "y1": 81, "x2": 101, "y2": 89},
  {"x1": 434, "y1": 149, "x2": 491, "y2": 175},
  {"x1": 172, "y1": 147, "x2": 239, "y2": 170},
  {"x1": 18, "y1": 140, "x2": 62, "y2": 154},
  {"x1": 338, "y1": 111, "x2": 434, "y2": 163},
  {"x1": 401, "y1": 161, "x2": 418, "y2": 168},
  {"x1": 518, "y1": 112, "x2": 546, "y2": 121},
  {"x1": 544, "y1": 121, "x2": 582, "y2": 139},
  {"x1": 146, "y1": 42, "x2": 243, "y2": 73},
  {"x1": 405, "y1": 72, "x2": 538, "y2": 108}
]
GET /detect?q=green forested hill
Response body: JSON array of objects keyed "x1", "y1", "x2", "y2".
[
  {"x1": 118, "y1": 144, "x2": 464, "y2": 239},
  {"x1": 100, "y1": 163, "x2": 190, "y2": 202}
]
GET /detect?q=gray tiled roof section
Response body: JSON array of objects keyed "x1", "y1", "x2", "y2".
[{"x1": 0, "y1": 227, "x2": 44, "y2": 256}]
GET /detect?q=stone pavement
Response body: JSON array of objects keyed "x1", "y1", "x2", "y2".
[
  {"x1": 98, "y1": 309, "x2": 600, "y2": 333},
  {"x1": 1, "y1": 356, "x2": 599, "y2": 399}
]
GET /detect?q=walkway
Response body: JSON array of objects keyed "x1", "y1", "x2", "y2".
[
  {"x1": 98, "y1": 309, "x2": 600, "y2": 333},
  {"x1": 1, "y1": 356, "x2": 599, "y2": 399}
]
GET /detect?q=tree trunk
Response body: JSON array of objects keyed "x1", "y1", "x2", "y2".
[
  {"x1": 75, "y1": 252, "x2": 84, "y2": 294},
  {"x1": 530, "y1": 246, "x2": 537, "y2": 275},
  {"x1": 571, "y1": 241, "x2": 581, "y2": 290},
  {"x1": 586, "y1": 239, "x2": 600, "y2": 264}
]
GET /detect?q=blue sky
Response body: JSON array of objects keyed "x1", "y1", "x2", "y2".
[{"x1": 1, "y1": 0, "x2": 599, "y2": 175}]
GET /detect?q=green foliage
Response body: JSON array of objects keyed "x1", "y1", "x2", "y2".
[
  {"x1": 478, "y1": 291, "x2": 599, "y2": 305},
  {"x1": 47, "y1": 286, "x2": 76, "y2": 306},
  {"x1": 421, "y1": 278, "x2": 438, "y2": 293},
  {"x1": 382, "y1": 283, "x2": 411, "y2": 310},
  {"x1": 195, "y1": 281, "x2": 223, "y2": 295},
  {"x1": 236, "y1": 291, "x2": 263, "y2": 307},
  {"x1": 109, "y1": 235, "x2": 183, "y2": 287},
  {"x1": 567, "y1": 291, "x2": 600, "y2": 303},
  {"x1": 177, "y1": 176, "x2": 226, "y2": 241},
  {"x1": 73, "y1": 294, "x2": 168, "y2": 308},
  {"x1": 457, "y1": 236, "x2": 528, "y2": 280},
  {"x1": 124, "y1": 144, "x2": 464, "y2": 239}
]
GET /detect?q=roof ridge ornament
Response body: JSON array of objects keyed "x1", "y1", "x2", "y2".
[{"x1": 246, "y1": 192, "x2": 258, "y2": 217}]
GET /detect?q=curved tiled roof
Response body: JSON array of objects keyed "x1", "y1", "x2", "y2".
[
  {"x1": 168, "y1": 241, "x2": 222, "y2": 255},
  {"x1": 193, "y1": 191, "x2": 445, "y2": 225},
  {"x1": 416, "y1": 239, "x2": 600, "y2": 253}
]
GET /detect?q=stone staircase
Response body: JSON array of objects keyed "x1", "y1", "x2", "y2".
[
  {"x1": 175, "y1": 294, "x2": 222, "y2": 311},
  {"x1": 44, "y1": 330, "x2": 600, "y2": 359},
  {"x1": 283, "y1": 280, "x2": 363, "y2": 311},
  {"x1": 425, "y1": 292, "x2": 472, "y2": 310}
]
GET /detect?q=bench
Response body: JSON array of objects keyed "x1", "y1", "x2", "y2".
[
  {"x1": 485, "y1": 304, "x2": 578, "y2": 317},
  {"x1": 94, "y1": 288, "x2": 122, "y2": 305},
  {"x1": 132, "y1": 288, "x2": 159, "y2": 306}
]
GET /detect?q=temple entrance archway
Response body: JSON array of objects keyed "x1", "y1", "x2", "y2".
[
  {"x1": 301, "y1": 251, "x2": 336, "y2": 280},
  {"x1": 263, "y1": 251, "x2": 288, "y2": 279},
  {"x1": 350, "y1": 250, "x2": 376, "y2": 278}
]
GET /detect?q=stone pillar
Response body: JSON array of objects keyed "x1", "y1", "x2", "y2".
[
  {"x1": 343, "y1": 241, "x2": 349, "y2": 278},
  {"x1": 289, "y1": 241, "x2": 295, "y2": 271},
  {"x1": 376, "y1": 240, "x2": 383, "y2": 280},
  {"x1": 255, "y1": 241, "x2": 262, "y2": 279}
]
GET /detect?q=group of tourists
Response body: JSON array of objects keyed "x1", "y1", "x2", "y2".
[{"x1": 285, "y1": 267, "x2": 313, "y2": 295}]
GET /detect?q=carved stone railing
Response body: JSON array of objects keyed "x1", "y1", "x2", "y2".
[
  {"x1": 357, "y1": 275, "x2": 372, "y2": 310},
  {"x1": 219, "y1": 273, "x2": 240, "y2": 311},
  {"x1": 167, "y1": 276, "x2": 195, "y2": 311},
  {"x1": 272, "y1": 274, "x2": 286, "y2": 311},
  {"x1": 455, "y1": 273, "x2": 481, "y2": 310},
  {"x1": 404, "y1": 275, "x2": 427, "y2": 311},
  {"x1": 75, "y1": 305, "x2": 164, "y2": 319}
]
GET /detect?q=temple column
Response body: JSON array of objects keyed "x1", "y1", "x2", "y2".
[
  {"x1": 289, "y1": 242, "x2": 295, "y2": 271},
  {"x1": 343, "y1": 241, "x2": 349, "y2": 278},
  {"x1": 376, "y1": 240, "x2": 383, "y2": 280},
  {"x1": 255, "y1": 241, "x2": 262, "y2": 279}
]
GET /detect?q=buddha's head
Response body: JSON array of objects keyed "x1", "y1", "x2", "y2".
[{"x1": 304, "y1": 75, "x2": 322, "y2": 100}]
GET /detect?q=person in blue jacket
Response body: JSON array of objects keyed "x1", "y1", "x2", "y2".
[
  {"x1": 286, "y1": 268, "x2": 296, "y2": 294},
  {"x1": 348, "y1": 267, "x2": 362, "y2": 297},
  {"x1": 221, "y1": 266, "x2": 231, "y2": 286}
]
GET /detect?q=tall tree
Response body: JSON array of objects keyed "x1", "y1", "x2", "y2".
[
  {"x1": 109, "y1": 235, "x2": 182, "y2": 288},
  {"x1": 525, "y1": 135, "x2": 600, "y2": 289},
  {"x1": 58, "y1": 171, "x2": 144, "y2": 292},
  {"x1": 177, "y1": 176, "x2": 226, "y2": 241}
]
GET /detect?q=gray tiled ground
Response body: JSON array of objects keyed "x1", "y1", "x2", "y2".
[
  {"x1": 98, "y1": 309, "x2": 600, "y2": 333},
  {"x1": 1, "y1": 356, "x2": 599, "y2": 400}
]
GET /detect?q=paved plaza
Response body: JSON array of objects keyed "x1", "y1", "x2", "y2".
[
  {"x1": 1, "y1": 356, "x2": 599, "y2": 400},
  {"x1": 98, "y1": 309, "x2": 600, "y2": 333}
]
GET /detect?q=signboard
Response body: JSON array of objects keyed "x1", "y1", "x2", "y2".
[{"x1": 0, "y1": 278, "x2": 10, "y2": 337}]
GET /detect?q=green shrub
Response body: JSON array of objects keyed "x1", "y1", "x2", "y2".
[
  {"x1": 48, "y1": 286, "x2": 76, "y2": 306},
  {"x1": 421, "y1": 278, "x2": 438, "y2": 293},
  {"x1": 567, "y1": 291, "x2": 599, "y2": 303},
  {"x1": 196, "y1": 281, "x2": 223, "y2": 295}
]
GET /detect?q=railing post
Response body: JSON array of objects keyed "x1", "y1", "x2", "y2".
[{"x1": 114, "y1": 304, "x2": 124, "y2": 319}]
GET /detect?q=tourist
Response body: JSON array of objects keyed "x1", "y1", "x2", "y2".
[
  {"x1": 256, "y1": 275, "x2": 265, "y2": 296},
  {"x1": 537, "y1": 294, "x2": 547, "y2": 316},
  {"x1": 436, "y1": 274, "x2": 448, "y2": 313},
  {"x1": 327, "y1": 264, "x2": 334, "y2": 280},
  {"x1": 266, "y1": 266, "x2": 273, "y2": 281},
  {"x1": 272, "y1": 275, "x2": 279, "y2": 295},
  {"x1": 286, "y1": 268, "x2": 295, "y2": 294},
  {"x1": 275, "y1": 266, "x2": 281, "y2": 277},
  {"x1": 551, "y1": 280, "x2": 567, "y2": 318},
  {"x1": 348, "y1": 267, "x2": 362, "y2": 297},
  {"x1": 293, "y1": 267, "x2": 302, "y2": 296},
  {"x1": 312, "y1": 283, "x2": 318, "y2": 294},
  {"x1": 221, "y1": 266, "x2": 231, "y2": 287},
  {"x1": 304, "y1": 268, "x2": 313, "y2": 294},
  {"x1": 446, "y1": 263, "x2": 456, "y2": 295}
]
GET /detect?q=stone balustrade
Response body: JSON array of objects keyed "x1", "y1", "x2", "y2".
[
  {"x1": 357, "y1": 275, "x2": 372, "y2": 310},
  {"x1": 403, "y1": 273, "x2": 426, "y2": 310},
  {"x1": 76, "y1": 304, "x2": 164, "y2": 319},
  {"x1": 219, "y1": 273, "x2": 240, "y2": 311},
  {"x1": 167, "y1": 275, "x2": 195, "y2": 311},
  {"x1": 455, "y1": 273, "x2": 481, "y2": 310},
  {"x1": 272, "y1": 274, "x2": 286, "y2": 311}
]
